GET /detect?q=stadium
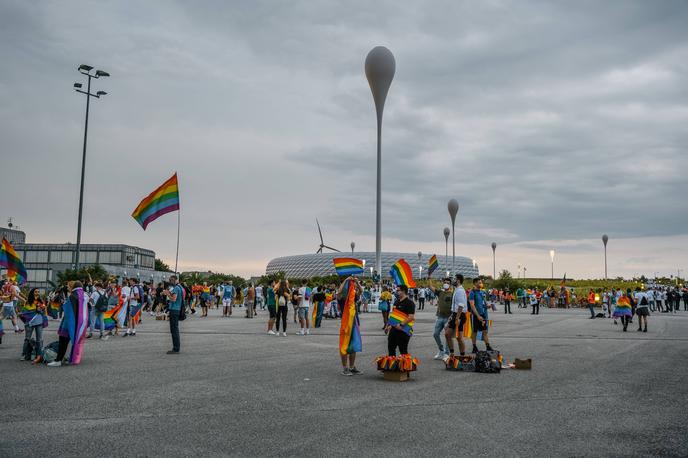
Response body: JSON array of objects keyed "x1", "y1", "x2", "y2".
[{"x1": 265, "y1": 252, "x2": 479, "y2": 280}]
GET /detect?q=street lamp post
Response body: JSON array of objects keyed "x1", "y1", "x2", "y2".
[
  {"x1": 365, "y1": 46, "x2": 395, "y2": 281},
  {"x1": 362, "y1": 259, "x2": 366, "y2": 277},
  {"x1": 418, "y1": 266, "x2": 423, "y2": 281},
  {"x1": 517, "y1": 263, "x2": 521, "y2": 279},
  {"x1": 448, "y1": 199, "x2": 459, "y2": 274},
  {"x1": 602, "y1": 234, "x2": 608, "y2": 280},
  {"x1": 443, "y1": 227, "x2": 450, "y2": 270},
  {"x1": 491, "y1": 242, "x2": 497, "y2": 279},
  {"x1": 350, "y1": 241, "x2": 355, "y2": 253},
  {"x1": 73, "y1": 64, "x2": 109, "y2": 270},
  {"x1": 549, "y1": 250, "x2": 555, "y2": 280},
  {"x1": 523, "y1": 266, "x2": 527, "y2": 279}
]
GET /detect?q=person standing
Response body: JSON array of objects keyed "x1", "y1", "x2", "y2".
[
  {"x1": 468, "y1": 279, "x2": 494, "y2": 353},
  {"x1": 245, "y1": 284, "x2": 256, "y2": 318},
  {"x1": 162, "y1": 275, "x2": 184, "y2": 354},
  {"x1": 2, "y1": 279, "x2": 24, "y2": 333},
  {"x1": 683, "y1": 289, "x2": 688, "y2": 312},
  {"x1": 418, "y1": 287, "x2": 426, "y2": 311},
  {"x1": 386, "y1": 285, "x2": 415, "y2": 357},
  {"x1": 430, "y1": 279, "x2": 452, "y2": 360},
  {"x1": 275, "y1": 280, "x2": 290, "y2": 337},
  {"x1": 19, "y1": 288, "x2": 47, "y2": 363},
  {"x1": 503, "y1": 288, "x2": 512, "y2": 314},
  {"x1": 634, "y1": 287, "x2": 650, "y2": 332},
  {"x1": 48, "y1": 281, "x2": 88, "y2": 367},
  {"x1": 255, "y1": 284, "x2": 264, "y2": 310},
  {"x1": 296, "y1": 280, "x2": 311, "y2": 335},
  {"x1": 445, "y1": 274, "x2": 468, "y2": 358},
  {"x1": 266, "y1": 281, "x2": 277, "y2": 335},
  {"x1": 89, "y1": 283, "x2": 108, "y2": 340},
  {"x1": 222, "y1": 281, "x2": 235, "y2": 317},
  {"x1": 127, "y1": 278, "x2": 142, "y2": 336},
  {"x1": 587, "y1": 289, "x2": 596, "y2": 319},
  {"x1": 530, "y1": 287, "x2": 540, "y2": 315},
  {"x1": 339, "y1": 276, "x2": 363, "y2": 375},
  {"x1": 378, "y1": 287, "x2": 393, "y2": 330}
]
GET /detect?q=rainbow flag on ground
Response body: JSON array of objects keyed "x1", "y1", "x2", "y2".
[
  {"x1": 131, "y1": 173, "x2": 180, "y2": 230},
  {"x1": 0, "y1": 238, "x2": 27, "y2": 285},
  {"x1": 460, "y1": 312, "x2": 492, "y2": 341},
  {"x1": 387, "y1": 307, "x2": 414, "y2": 336},
  {"x1": 332, "y1": 258, "x2": 364, "y2": 276},
  {"x1": 338, "y1": 278, "x2": 361, "y2": 355},
  {"x1": 390, "y1": 259, "x2": 416, "y2": 288},
  {"x1": 427, "y1": 255, "x2": 439, "y2": 277}
]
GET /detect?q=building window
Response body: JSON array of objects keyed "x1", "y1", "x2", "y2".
[
  {"x1": 98, "y1": 251, "x2": 122, "y2": 264},
  {"x1": 50, "y1": 251, "x2": 73, "y2": 264},
  {"x1": 27, "y1": 269, "x2": 48, "y2": 282},
  {"x1": 81, "y1": 251, "x2": 98, "y2": 264},
  {"x1": 141, "y1": 255, "x2": 154, "y2": 268},
  {"x1": 24, "y1": 251, "x2": 48, "y2": 263}
]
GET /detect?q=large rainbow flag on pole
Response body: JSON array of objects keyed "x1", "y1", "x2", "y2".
[
  {"x1": 332, "y1": 258, "x2": 364, "y2": 276},
  {"x1": 390, "y1": 259, "x2": 416, "y2": 288},
  {"x1": 0, "y1": 238, "x2": 27, "y2": 285},
  {"x1": 131, "y1": 173, "x2": 180, "y2": 230},
  {"x1": 338, "y1": 278, "x2": 362, "y2": 355},
  {"x1": 427, "y1": 255, "x2": 439, "y2": 277}
]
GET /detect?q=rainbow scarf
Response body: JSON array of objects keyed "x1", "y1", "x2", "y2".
[
  {"x1": 387, "y1": 308, "x2": 414, "y2": 336},
  {"x1": 332, "y1": 258, "x2": 364, "y2": 276},
  {"x1": 57, "y1": 288, "x2": 88, "y2": 364},
  {"x1": 0, "y1": 238, "x2": 27, "y2": 285},
  {"x1": 131, "y1": 173, "x2": 180, "y2": 230},
  {"x1": 458, "y1": 312, "x2": 492, "y2": 341},
  {"x1": 390, "y1": 259, "x2": 416, "y2": 287},
  {"x1": 338, "y1": 279, "x2": 361, "y2": 355}
]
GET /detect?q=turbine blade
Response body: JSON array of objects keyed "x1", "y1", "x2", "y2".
[{"x1": 316, "y1": 218, "x2": 324, "y2": 244}]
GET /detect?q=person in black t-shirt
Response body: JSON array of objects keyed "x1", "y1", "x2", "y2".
[{"x1": 386, "y1": 285, "x2": 416, "y2": 356}]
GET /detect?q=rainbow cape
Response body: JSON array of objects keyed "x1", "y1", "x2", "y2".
[
  {"x1": 57, "y1": 288, "x2": 88, "y2": 364},
  {"x1": 459, "y1": 312, "x2": 492, "y2": 341},
  {"x1": 332, "y1": 258, "x2": 364, "y2": 276},
  {"x1": 387, "y1": 308, "x2": 414, "y2": 336},
  {"x1": 131, "y1": 173, "x2": 180, "y2": 230},
  {"x1": 311, "y1": 297, "x2": 324, "y2": 328},
  {"x1": 0, "y1": 238, "x2": 27, "y2": 285},
  {"x1": 427, "y1": 255, "x2": 439, "y2": 277},
  {"x1": 338, "y1": 279, "x2": 361, "y2": 355},
  {"x1": 390, "y1": 259, "x2": 416, "y2": 288},
  {"x1": 94, "y1": 305, "x2": 120, "y2": 331},
  {"x1": 613, "y1": 295, "x2": 633, "y2": 317}
]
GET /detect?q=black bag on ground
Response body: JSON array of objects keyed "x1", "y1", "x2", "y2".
[{"x1": 475, "y1": 350, "x2": 501, "y2": 373}]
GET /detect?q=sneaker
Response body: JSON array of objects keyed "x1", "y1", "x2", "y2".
[
  {"x1": 101, "y1": 335, "x2": 109, "y2": 341},
  {"x1": 267, "y1": 330, "x2": 276, "y2": 335},
  {"x1": 296, "y1": 330, "x2": 304, "y2": 336},
  {"x1": 471, "y1": 346, "x2": 478, "y2": 354},
  {"x1": 349, "y1": 367, "x2": 363, "y2": 375},
  {"x1": 643, "y1": 328, "x2": 647, "y2": 332},
  {"x1": 306, "y1": 329, "x2": 310, "y2": 335},
  {"x1": 433, "y1": 352, "x2": 444, "y2": 360},
  {"x1": 87, "y1": 333, "x2": 93, "y2": 339},
  {"x1": 282, "y1": 332, "x2": 287, "y2": 337},
  {"x1": 47, "y1": 361, "x2": 62, "y2": 367},
  {"x1": 341, "y1": 368, "x2": 353, "y2": 376},
  {"x1": 131, "y1": 331, "x2": 136, "y2": 336},
  {"x1": 442, "y1": 354, "x2": 450, "y2": 363}
]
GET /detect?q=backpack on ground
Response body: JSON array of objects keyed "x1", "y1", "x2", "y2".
[
  {"x1": 43, "y1": 341, "x2": 60, "y2": 363},
  {"x1": 475, "y1": 350, "x2": 501, "y2": 373}
]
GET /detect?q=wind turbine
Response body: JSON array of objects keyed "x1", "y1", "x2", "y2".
[{"x1": 315, "y1": 219, "x2": 341, "y2": 253}]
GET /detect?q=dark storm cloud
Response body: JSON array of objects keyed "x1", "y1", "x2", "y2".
[{"x1": 1, "y1": 0, "x2": 687, "y2": 276}]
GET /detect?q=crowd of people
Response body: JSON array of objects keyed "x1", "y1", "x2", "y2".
[{"x1": 2, "y1": 272, "x2": 686, "y2": 371}]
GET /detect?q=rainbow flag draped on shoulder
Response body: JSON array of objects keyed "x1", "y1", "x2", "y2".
[
  {"x1": 0, "y1": 238, "x2": 27, "y2": 285},
  {"x1": 332, "y1": 258, "x2": 364, "y2": 276},
  {"x1": 613, "y1": 295, "x2": 633, "y2": 317},
  {"x1": 390, "y1": 259, "x2": 416, "y2": 288},
  {"x1": 427, "y1": 255, "x2": 439, "y2": 277},
  {"x1": 338, "y1": 278, "x2": 361, "y2": 355},
  {"x1": 387, "y1": 307, "x2": 414, "y2": 336},
  {"x1": 57, "y1": 288, "x2": 88, "y2": 364},
  {"x1": 131, "y1": 173, "x2": 180, "y2": 230}
]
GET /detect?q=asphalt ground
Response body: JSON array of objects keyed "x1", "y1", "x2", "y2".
[{"x1": 1, "y1": 302, "x2": 687, "y2": 457}]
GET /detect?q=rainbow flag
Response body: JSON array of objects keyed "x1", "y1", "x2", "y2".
[
  {"x1": 57, "y1": 288, "x2": 88, "y2": 364},
  {"x1": 387, "y1": 307, "x2": 414, "y2": 336},
  {"x1": 131, "y1": 173, "x2": 180, "y2": 230},
  {"x1": 613, "y1": 295, "x2": 633, "y2": 317},
  {"x1": 47, "y1": 300, "x2": 61, "y2": 319},
  {"x1": 460, "y1": 312, "x2": 492, "y2": 341},
  {"x1": 0, "y1": 238, "x2": 27, "y2": 285},
  {"x1": 338, "y1": 278, "x2": 361, "y2": 355},
  {"x1": 390, "y1": 259, "x2": 416, "y2": 288},
  {"x1": 427, "y1": 254, "x2": 439, "y2": 277},
  {"x1": 94, "y1": 305, "x2": 120, "y2": 331},
  {"x1": 332, "y1": 258, "x2": 364, "y2": 276},
  {"x1": 311, "y1": 299, "x2": 324, "y2": 328}
]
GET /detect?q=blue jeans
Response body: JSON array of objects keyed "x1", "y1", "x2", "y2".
[
  {"x1": 588, "y1": 303, "x2": 595, "y2": 317},
  {"x1": 169, "y1": 310, "x2": 180, "y2": 352},
  {"x1": 433, "y1": 316, "x2": 449, "y2": 352},
  {"x1": 25, "y1": 325, "x2": 43, "y2": 357}
]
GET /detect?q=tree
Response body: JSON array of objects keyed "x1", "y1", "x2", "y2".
[
  {"x1": 56, "y1": 264, "x2": 109, "y2": 285},
  {"x1": 155, "y1": 258, "x2": 171, "y2": 272}
]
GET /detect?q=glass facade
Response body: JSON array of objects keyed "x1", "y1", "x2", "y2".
[{"x1": 266, "y1": 252, "x2": 479, "y2": 279}]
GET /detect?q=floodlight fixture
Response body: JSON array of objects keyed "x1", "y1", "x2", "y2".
[
  {"x1": 78, "y1": 64, "x2": 93, "y2": 72},
  {"x1": 95, "y1": 70, "x2": 110, "y2": 77},
  {"x1": 74, "y1": 83, "x2": 82, "y2": 88}
]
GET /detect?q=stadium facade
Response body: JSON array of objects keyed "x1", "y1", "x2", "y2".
[{"x1": 266, "y1": 252, "x2": 479, "y2": 280}]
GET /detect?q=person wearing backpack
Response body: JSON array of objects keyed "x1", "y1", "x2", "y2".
[
  {"x1": 634, "y1": 287, "x2": 650, "y2": 332},
  {"x1": 90, "y1": 283, "x2": 109, "y2": 340},
  {"x1": 162, "y1": 275, "x2": 184, "y2": 354}
]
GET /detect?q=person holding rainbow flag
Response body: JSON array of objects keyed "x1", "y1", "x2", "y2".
[{"x1": 338, "y1": 276, "x2": 363, "y2": 376}]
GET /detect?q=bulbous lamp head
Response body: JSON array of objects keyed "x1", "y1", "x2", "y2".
[
  {"x1": 448, "y1": 199, "x2": 459, "y2": 225},
  {"x1": 443, "y1": 227, "x2": 450, "y2": 240},
  {"x1": 365, "y1": 46, "x2": 395, "y2": 123},
  {"x1": 602, "y1": 234, "x2": 608, "y2": 246},
  {"x1": 491, "y1": 242, "x2": 497, "y2": 251},
  {"x1": 418, "y1": 251, "x2": 422, "y2": 260}
]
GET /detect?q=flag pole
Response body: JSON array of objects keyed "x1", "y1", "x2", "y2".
[{"x1": 174, "y1": 172, "x2": 180, "y2": 274}]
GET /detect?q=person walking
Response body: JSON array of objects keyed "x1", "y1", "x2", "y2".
[
  {"x1": 634, "y1": 287, "x2": 650, "y2": 332},
  {"x1": 162, "y1": 275, "x2": 184, "y2": 354},
  {"x1": 266, "y1": 281, "x2": 277, "y2": 335},
  {"x1": 2, "y1": 279, "x2": 24, "y2": 333}
]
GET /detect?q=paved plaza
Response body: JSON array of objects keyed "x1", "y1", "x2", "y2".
[{"x1": 2, "y1": 305, "x2": 687, "y2": 457}]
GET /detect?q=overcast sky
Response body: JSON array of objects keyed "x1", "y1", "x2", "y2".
[{"x1": 1, "y1": 0, "x2": 687, "y2": 279}]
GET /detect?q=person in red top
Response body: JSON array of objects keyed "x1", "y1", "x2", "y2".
[{"x1": 587, "y1": 289, "x2": 596, "y2": 319}]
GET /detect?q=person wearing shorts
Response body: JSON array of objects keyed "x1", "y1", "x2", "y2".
[
  {"x1": 296, "y1": 280, "x2": 311, "y2": 335},
  {"x1": 634, "y1": 287, "x2": 650, "y2": 332},
  {"x1": 445, "y1": 274, "x2": 467, "y2": 358},
  {"x1": 222, "y1": 282, "x2": 234, "y2": 317},
  {"x1": 2, "y1": 279, "x2": 24, "y2": 333}
]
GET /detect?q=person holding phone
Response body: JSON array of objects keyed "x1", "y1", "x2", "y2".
[{"x1": 162, "y1": 275, "x2": 184, "y2": 354}]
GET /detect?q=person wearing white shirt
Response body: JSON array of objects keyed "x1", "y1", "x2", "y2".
[
  {"x1": 634, "y1": 288, "x2": 650, "y2": 332},
  {"x1": 444, "y1": 274, "x2": 468, "y2": 358}
]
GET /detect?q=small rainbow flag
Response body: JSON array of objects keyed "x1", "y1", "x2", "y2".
[
  {"x1": 427, "y1": 254, "x2": 439, "y2": 277},
  {"x1": 132, "y1": 173, "x2": 180, "y2": 230},
  {"x1": 390, "y1": 259, "x2": 416, "y2": 288},
  {"x1": 387, "y1": 308, "x2": 414, "y2": 336},
  {"x1": 0, "y1": 238, "x2": 27, "y2": 285},
  {"x1": 332, "y1": 258, "x2": 364, "y2": 276}
]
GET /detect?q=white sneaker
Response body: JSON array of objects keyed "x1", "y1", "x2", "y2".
[
  {"x1": 434, "y1": 352, "x2": 444, "y2": 360},
  {"x1": 268, "y1": 330, "x2": 276, "y2": 335},
  {"x1": 442, "y1": 354, "x2": 450, "y2": 363},
  {"x1": 306, "y1": 329, "x2": 310, "y2": 335},
  {"x1": 282, "y1": 332, "x2": 287, "y2": 337},
  {"x1": 47, "y1": 361, "x2": 62, "y2": 367},
  {"x1": 296, "y1": 330, "x2": 305, "y2": 336}
]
